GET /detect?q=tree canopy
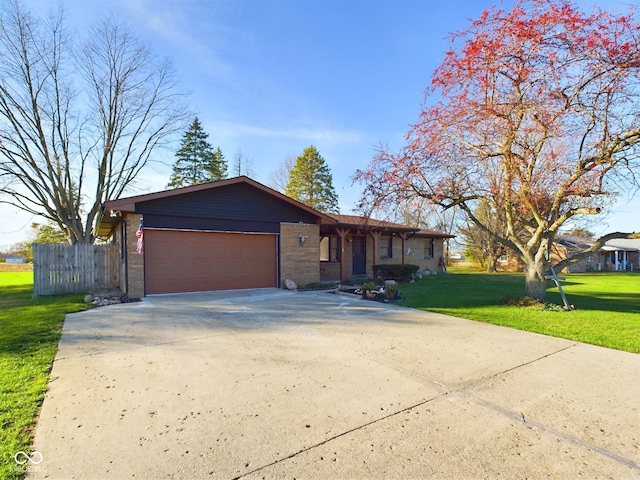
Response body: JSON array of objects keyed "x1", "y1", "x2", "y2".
[
  {"x1": 0, "y1": 2, "x2": 188, "y2": 244},
  {"x1": 167, "y1": 117, "x2": 227, "y2": 188},
  {"x1": 356, "y1": 0, "x2": 640, "y2": 301},
  {"x1": 285, "y1": 146, "x2": 339, "y2": 213}
]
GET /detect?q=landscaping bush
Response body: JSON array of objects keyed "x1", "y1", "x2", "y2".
[{"x1": 373, "y1": 264, "x2": 419, "y2": 282}]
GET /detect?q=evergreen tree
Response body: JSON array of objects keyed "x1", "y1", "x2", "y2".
[
  {"x1": 167, "y1": 118, "x2": 227, "y2": 188},
  {"x1": 285, "y1": 146, "x2": 339, "y2": 213}
]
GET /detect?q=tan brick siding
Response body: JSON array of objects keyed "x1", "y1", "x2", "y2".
[
  {"x1": 370, "y1": 235, "x2": 446, "y2": 273},
  {"x1": 125, "y1": 214, "x2": 144, "y2": 298},
  {"x1": 280, "y1": 223, "x2": 320, "y2": 288}
]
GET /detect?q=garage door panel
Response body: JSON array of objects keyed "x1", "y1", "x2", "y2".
[{"x1": 144, "y1": 230, "x2": 277, "y2": 294}]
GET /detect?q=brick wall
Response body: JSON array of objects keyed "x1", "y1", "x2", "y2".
[
  {"x1": 280, "y1": 223, "x2": 320, "y2": 288},
  {"x1": 372, "y1": 236, "x2": 446, "y2": 272},
  {"x1": 125, "y1": 214, "x2": 144, "y2": 298},
  {"x1": 405, "y1": 237, "x2": 445, "y2": 272}
]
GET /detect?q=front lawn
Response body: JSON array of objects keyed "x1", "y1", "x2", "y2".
[
  {"x1": 398, "y1": 270, "x2": 640, "y2": 353},
  {"x1": 0, "y1": 272, "x2": 90, "y2": 480}
]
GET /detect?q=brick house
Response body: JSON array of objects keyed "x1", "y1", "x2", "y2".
[
  {"x1": 554, "y1": 236, "x2": 640, "y2": 272},
  {"x1": 493, "y1": 236, "x2": 640, "y2": 273},
  {"x1": 97, "y1": 176, "x2": 453, "y2": 298}
]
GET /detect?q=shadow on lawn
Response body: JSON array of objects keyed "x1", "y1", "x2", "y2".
[
  {"x1": 403, "y1": 272, "x2": 640, "y2": 313},
  {"x1": 547, "y1": 290, "x2": 640, "y2": 313}
]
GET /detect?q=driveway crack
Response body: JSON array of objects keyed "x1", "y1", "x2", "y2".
[
  {"x1": 235, "y1": 342, "x2": 640, "y2": 479},
  {"x1": 232, "y1": 390, "x2": 450, "y2": 480},
  {"x1": 461, "y1": 391, "x2": 640, "y2": 472}
]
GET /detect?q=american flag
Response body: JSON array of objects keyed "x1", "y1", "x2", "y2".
[{"x1": 136, "y1": 221, "x2": 143, "y2": 254}]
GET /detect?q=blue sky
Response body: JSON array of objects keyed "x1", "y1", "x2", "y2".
[{"x1": 1, "y1": 0, "x2": 638, "y2": 247}]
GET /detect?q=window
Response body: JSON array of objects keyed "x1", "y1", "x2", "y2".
[
  {"x1": 380, "y1": 236, "x2": 393, "y2": 259},
  {"x1": 424, "y1": 238, "x2": 434, "y2": 258},
  {"x1": 320, "y1": 236, "x2": 340, "y2": 262},
  {"x1": 498, "y1": 251, "x2": 509, "y2": 263}
]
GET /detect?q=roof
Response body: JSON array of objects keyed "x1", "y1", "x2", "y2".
[
  {"x1": 98, "y1": 176, "x2": 335, "y2": 236},
  {"x1": 557, "y1": 236, "x2": 594, "y2": 252},
  {"x1": 557, "y1": 235, "x2": 640, "y2": 252},
  {"x1": 325, "y1": 214, "x2": 454, "y2": 238},
  {"x1": 98, "y1": 176, "x2": 454, "y2": 239},
  {"x1": 602, "y1": 238, "x2": 640, "y2": 251}
]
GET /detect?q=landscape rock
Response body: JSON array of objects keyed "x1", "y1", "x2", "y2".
[
  {"x1": 88, "y1": 293, "x2": 140, "y2": 308},
  {"x1": 283, "y1": 278, "x2": 298, "y2": 290}
]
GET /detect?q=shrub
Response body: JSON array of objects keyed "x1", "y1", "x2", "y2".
[
  {"x1": 373, "y1": 264, "x2": 419, "y2": 282},
  {"x1": 384, "y1": 284, "x2": 399, "y2": 300}
]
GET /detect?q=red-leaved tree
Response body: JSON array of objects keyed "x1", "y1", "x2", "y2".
[{"x1": 355, "y1": 0, "x2": 640, "y2": 302}]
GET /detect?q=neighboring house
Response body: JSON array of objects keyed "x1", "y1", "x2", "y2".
[
  {"x1": 554, "y1": 236, "x2": 640, "y2": 272},
  {"x1": 98, "y1": 176, "x2": 453, "y2": 298},
  {"x1": 552, "y1": 236, "x2": 595, "y2": 273},
  {"x1": 597, "y1": 238, "x2": 640, "y2": 271},
  {"x1": 476, "y1": 235, "x2": 640, "y2": 273},
  {"x1": 5, "y1": 255, "x2": 27, "y2": 264}
]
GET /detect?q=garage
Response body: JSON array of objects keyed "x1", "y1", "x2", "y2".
[
  {"x1": 99, "y1": 177, "x2": 331, "y2": 298},
  {"x1": 143, "y1": 229, "x2": 278, "y2": 294}
]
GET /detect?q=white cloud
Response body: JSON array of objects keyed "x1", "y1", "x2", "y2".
[{"x1": 211, "y1": 121, "x2": 362, "y2": 146}]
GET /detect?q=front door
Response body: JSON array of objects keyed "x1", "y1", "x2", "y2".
[{"x1": 352, "y1": 236, "x2": 366, "y2": 275}]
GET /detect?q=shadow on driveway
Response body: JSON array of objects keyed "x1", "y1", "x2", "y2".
[{"x1": 29, "y1": 289, "x2": 640, "y2": 479}]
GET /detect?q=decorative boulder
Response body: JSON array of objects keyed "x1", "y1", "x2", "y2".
[{"x1": 283, "y1": 278, "x2": 298, "y2": 290}]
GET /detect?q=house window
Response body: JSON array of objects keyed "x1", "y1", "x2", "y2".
[
  {"x1": 380, "y1": 236, "x2": 393, "y2": 259},
  {"x1": 498, "y1": 251, "x2": 509, "y2": 263},
  {"x1": 320, "y1": 236, "x2": 340, "y2": 262},
  {"x1": 424, "y1": 238, "x2": 434, "y2": 258}
]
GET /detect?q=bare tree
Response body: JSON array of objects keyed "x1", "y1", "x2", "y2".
[
  {"x1": 232, "y1": 149, "x2": 254, "y2": 178},
  {"x1": 0, "y1": 1, "x2": 188, "y2": 244},
  {"x1": 268, "y1": 153, "x2": 296, "y2": 193}
]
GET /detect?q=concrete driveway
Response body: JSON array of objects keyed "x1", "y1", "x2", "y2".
[{"x1": 29, "y1": 289, "x2": 639, "y2": 479}]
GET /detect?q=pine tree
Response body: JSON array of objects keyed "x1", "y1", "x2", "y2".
[
  {"x1": 285, "y1": 145, "x2": 339, "y2": 213},
  {"x1": 167, "y1": 118, "x2": 227, "y2": 188}
]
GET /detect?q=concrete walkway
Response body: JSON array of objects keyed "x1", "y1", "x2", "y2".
[{"x1": 29, "y1": 289, "x2": 639, "y2": 479}]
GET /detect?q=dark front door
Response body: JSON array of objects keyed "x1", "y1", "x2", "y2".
[{"x1": 352, "y1": 236, "x2": 366, "y2": 275}]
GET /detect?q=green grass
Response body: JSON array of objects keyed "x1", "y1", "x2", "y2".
[
  {"x1": 0, "y1": 272, "x2": 90, "y2": 480},
  {"x1": 399, "y1": 269, "x2": 640, "y2": 353}
]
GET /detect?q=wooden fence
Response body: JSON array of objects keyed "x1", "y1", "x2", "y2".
[{"x1": 33, "y1": 243, "x2": 120, "y2": 296}]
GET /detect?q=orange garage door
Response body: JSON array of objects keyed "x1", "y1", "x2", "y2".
[{"x1": 144, "y1": 230, "x2": 278, "y2": 294}]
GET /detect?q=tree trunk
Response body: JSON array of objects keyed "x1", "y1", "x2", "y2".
[
  {"x1": 524, "y1": 265, "x2": 547, "y2": 303},
  {"x1": 486, "y1": 256, "x2": 498, "y2": 273}
]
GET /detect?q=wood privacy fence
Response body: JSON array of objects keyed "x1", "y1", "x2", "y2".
[{"x1": 33, "y1": 243, "x2": 120, "y2": 296}]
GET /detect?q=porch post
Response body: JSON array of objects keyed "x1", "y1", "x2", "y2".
[
  {"x1": 398, "y1": 232, "x2": 408, "y2": 264},
  {"x1": 336, "y1": 228, "x2": 350, "y2": 282},
  {"x1": 369, "y1": 230, "x2": 382, "y2": 276}
]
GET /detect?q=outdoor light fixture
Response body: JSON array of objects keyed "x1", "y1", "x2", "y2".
[{"x1": 299, "y1": 235, "x2": 307, "y2": 246}]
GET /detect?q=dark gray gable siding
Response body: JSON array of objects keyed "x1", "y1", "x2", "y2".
[{"x1": 135, "y1": 182, "x2": 319, "y2": 232}]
